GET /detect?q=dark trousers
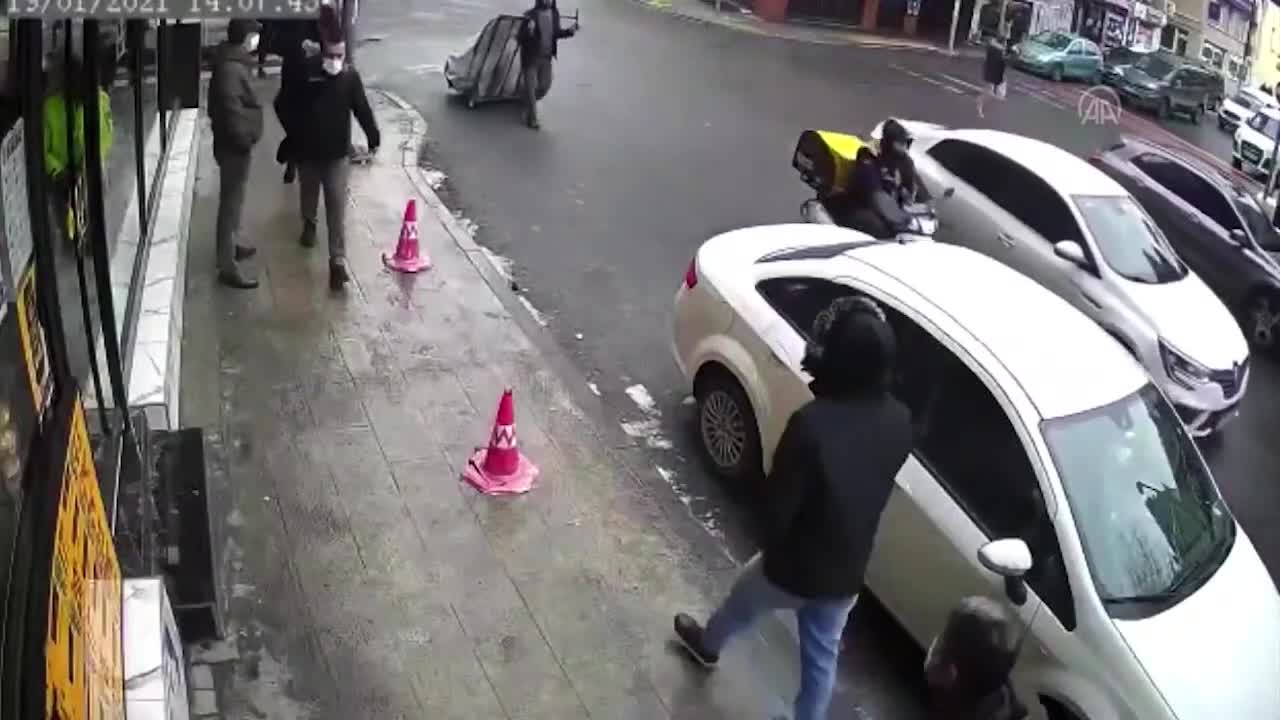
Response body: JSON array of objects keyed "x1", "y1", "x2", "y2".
[
  {"x1": 298, "y1": 158, "x2": 350, "y2": 260},
  {"x1": 522, "y1": 56, "x2": 553, "y2": 125},
  {"x1": 214, "y1": 147, "x2": 252, "y2": 274}
]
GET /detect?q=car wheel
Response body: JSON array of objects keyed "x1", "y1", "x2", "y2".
[
  {"x1": 1190, "y1": 104, "x2": 1203, "y2": 125},
  {"x1": 1041, "y1": 697, "x2": 1083, "y2": 720},
  {"x1": 695, "y1": 369, "x2": 762, "y2": 483},
  {"x1": 1219, "y1": 117, "x2": 1228, "y2": 130},
  {"x1": 1244, "y1": 291, "x2": 1280, "y2": 350},
  {"x1": 1051, "y1": 64, "x2": 1064, "y2": 82},
  {"x1": 1233, "y1": 156, "x2": 1244, "y2": 170},
  {"x1": 1157, "y1": 98, "x2": 1171, "y2": 119},
  {"x1": 466, "y1": 92, "x2": 478, "y2": 109}
]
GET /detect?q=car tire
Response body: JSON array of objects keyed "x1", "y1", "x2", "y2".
[
  {"x1": 1233, "y1": 156, "x2": 1244, "y2": 170},
  {"x1": 1219, "y1": 117, "x2": 1228, "y2": 130},
  {"x1": 1051, "y1": 64, "x2": 1064, "y2": 82},
  {"x1": 1242, "y1": 290, "x2": 1280, "y2": 351},
  {"x1": 1190, "y1": 104, "x2": 1203, "y2": 125},
  {"x1": 465, "y1": 91, "x2": 478, "y2": 109},
  {"x1": 1157, "y1": 98, "x2": 1171, "y2": 119},
  {"x1": 1041, "y1": 697, "x2": 1083, "y2": 720},
  {"x1": 695, "y1": 368, "x2": 762, "y2": 484}
]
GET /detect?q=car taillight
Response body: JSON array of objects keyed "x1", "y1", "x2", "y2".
[{"x1": 684, "y1": 258, "x2": 698, "y2": 289}]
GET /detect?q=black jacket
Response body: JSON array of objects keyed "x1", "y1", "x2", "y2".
[
  {"x1": 759, "y1": 389, "x2": 913, "y2": 599},
  {"x1": 208, "y1": 43, "x2": 263, "y2": 153},
  {"x1": 289, "y1": 61, "x2": 380, "y2": 162},
  {"x1": 519, "y1": 6, "x2": 575, "y2": 60}
]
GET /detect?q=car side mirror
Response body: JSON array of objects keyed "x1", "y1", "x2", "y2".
[
  {"x1": 979, "y1": 538, "x2": 1033, "y2": 607},
  {"x1": 978, "y1": 538, "x2": 1033, "y2": 578},
  {"x1": 1053, "y1": 240, "x2": 1088, "y2": 267},
  {"x1": 1230, "y1": 228, "x2": 1248, "y2": 246}
]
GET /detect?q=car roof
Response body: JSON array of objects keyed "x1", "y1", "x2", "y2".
[
  {"x1": 938, "y1": 130, "x2": 1129, "y2": 196},
  {"x1": 1111, "y1": 136, "x2": 1241, "y2": 192},
  {"x1": 843, "y1": 241, "x2": 1146, "y2": 419}
]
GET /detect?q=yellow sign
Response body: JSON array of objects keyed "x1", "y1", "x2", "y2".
[
  {"x1": 45, "y1": 394, "x2": 123, "y2": 720},
  {"x1": 15, "y1": 262, "x2": 50, "y2": 418}
]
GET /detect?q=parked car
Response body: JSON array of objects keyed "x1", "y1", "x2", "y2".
[
  {"x1": 1012, "y1": 31, "x2": 1102, "y2": 83},
  {"x1": 1218, "y1": 86, "x2": 1276, "y2": 132},
  {"x1": 1092, "y1": 137, "x2": 1280, "y2": 351},
  {"x1": 1114, "y1": 51, "x2": 1220, "y2": 123},
  {"x1": 673, "y1": 224, "x2": 1280, "y2": 720},
  {"x1": 1232, "y1": 105, "x2": 1280, "y2": 178},
  {"x1": 1100, "y1": 46, "x2": 1150, "y2": 87},
  {"x1": 896, "y1": 124, "x2": 1250, "y2": 436}
]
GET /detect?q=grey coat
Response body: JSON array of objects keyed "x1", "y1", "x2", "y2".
[{"x1": 209, "y1": 43, "x2": 264, "y2": 153}]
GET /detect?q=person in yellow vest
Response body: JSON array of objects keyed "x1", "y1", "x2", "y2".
[{"x1": 43, "y1": 55, "x2": 114, "y2": 245}]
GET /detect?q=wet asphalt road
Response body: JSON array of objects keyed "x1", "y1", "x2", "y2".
[{"x1": 353, "y1": 1, "x2": 1279, "y2": 715}]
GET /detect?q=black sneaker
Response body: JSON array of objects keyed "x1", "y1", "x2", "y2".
[
  {"x1": 218, "y1": 269, "x2": 258, "y2": 289},
  {"x1": 673, "y1": 613, "x2": 718, "y2": 667},
  {"x1": 299, "y1": 223, "x2": 317, "y2": 248},
  {"x1": 329, "y1": 259, "x2": 349, "y2": 291},
  {"x1": 234, "y1": 244, "x2": 257, "y2": 261}
]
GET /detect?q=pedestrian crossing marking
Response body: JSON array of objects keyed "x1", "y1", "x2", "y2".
[{"x1": 940, "y1": 73, "x2": 984, "y2": 92}]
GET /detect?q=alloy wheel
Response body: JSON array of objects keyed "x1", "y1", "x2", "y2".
[{"x1": 700, "y1": 389, "x2": 747, "y2": 470}]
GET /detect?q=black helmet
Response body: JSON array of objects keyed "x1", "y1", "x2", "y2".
[{"x1": 881, "y1": 118, "x2": 912, "y2": 155}]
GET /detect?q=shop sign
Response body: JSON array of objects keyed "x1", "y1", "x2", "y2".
[
  {"x1": 1133, "y1": 3, "x2": 1168, "y2": 25},
  {"x1": 15, "y1": 263, "x2": 51, "y2": 421},
  {"x1": 0, "y1": 123, "x2": 31, "y2": 311},
  {"x1": 45, "y1": 393, "x2": 124, "y2": 720}
]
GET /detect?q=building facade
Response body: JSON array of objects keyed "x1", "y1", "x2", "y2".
[{"x1": 1250, "y1": 0, "x2": 1280, "y2": 88}]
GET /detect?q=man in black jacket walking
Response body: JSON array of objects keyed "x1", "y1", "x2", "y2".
[
  {"x1": 518, "y1": 0, "x2": 576, "y2": 129},
  {"x1": 674, "y1": 297, "x2": 913, "y2": 720},
  {"x1": 209, "y1": 19, "x2": 265, "y2": 289},
  {"x1": 291, "y1": 7, "x2": 379, "y2": 291}
]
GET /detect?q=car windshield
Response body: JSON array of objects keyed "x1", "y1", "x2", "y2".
[
  {"x1": 1230, "y1": 92, "x2": 1260, "y2": 111},
  {"x1": 1232, "y1": 190, "x2": 1280, "y2": 252},
  {"x1": 1073, "y1": 195, "x2": 1187, "y2": 283},
  {"x1": 1043, "y1": 384, "x2": 1235, "y2": 605},
  {"x1": 1034, "y1": 32, "x2": 1073, "y2": 50},
  {"x1": 1247, "y1": 111, "x2": 1280, "y2": 139},
  {"x1": 1134, "y1": 54, "x2": 1175, "y2": 78}
]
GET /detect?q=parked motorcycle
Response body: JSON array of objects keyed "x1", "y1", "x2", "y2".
[{"x1": 792, "y1": 129, "x2": 940, "y2": 243}]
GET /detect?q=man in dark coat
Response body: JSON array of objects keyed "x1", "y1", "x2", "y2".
[
  {"x1": 273, "y1": 17, "x2": 322, "y2": 183},
  {"x1": 291, "y1": 6, "x2": 380, "y2": 291},
  {"x1": 925, "y1": 596, "x2": 1030, "y2": 720},
  {"x1": 673, "y1": 297, "x2": 914, "y2": 720},
  {"x1": 209, "y1": 19, "x2": 264, "y2": 289},
  {"x1": 518, "y1": 0, "x2": 577, "y2": 129}
]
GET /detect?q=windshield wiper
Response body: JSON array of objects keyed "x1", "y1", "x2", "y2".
[{"x1": 1103, "y1": 545, "x2": 1219, "y2": 606}]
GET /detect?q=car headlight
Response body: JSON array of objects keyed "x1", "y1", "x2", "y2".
[{"x1": 1160, "y1": 340, "x2": 1212, "y2": 388}]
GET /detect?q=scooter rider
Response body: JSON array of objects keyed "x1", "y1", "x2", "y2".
[
  {"x1": 820, "y1": 147, "x2": 894, "y2": 238},
  {"x1": 879, "y1": 118, "x2": 930, "y2": 204}
]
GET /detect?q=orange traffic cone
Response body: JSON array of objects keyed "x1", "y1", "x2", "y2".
[
  {"x1": 383, "y1": 199, "x2": 432, "y2": 273},
  {"x1": 462, "y1": 389, "x2": 539, "y2": 495}
]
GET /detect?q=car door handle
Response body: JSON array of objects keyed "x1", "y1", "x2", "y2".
[{"x1": 997, "y1": 232, "x2": 1016, "y2": 248}]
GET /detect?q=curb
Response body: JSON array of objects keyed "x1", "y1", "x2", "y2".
[{"x1": 628, "y1": 0, "x2": 974, "y2": 56}]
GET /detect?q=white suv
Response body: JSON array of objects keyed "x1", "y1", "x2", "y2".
[
  {"x1": 899, "y1": 125, "x2": 1250, "y2": 437},
  {"x1": 673, "y1": 224, "x2": 1280, "y2": 720}
]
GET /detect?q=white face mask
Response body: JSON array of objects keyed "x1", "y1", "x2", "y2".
[
  {"x1": 322, "y1": 58, "x2": 344, "y2": 76},
  {"x1": 244, "y1": 33, "x2": 260, "y2": 53}
]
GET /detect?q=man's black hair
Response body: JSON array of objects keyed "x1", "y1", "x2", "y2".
[{"x1": 936, "y1": 596, "x2": 1020, "y2": 699}]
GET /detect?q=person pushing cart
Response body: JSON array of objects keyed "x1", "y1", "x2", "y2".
[{"x1": 518, "y1": 0, "x2": 578, "y2": 129}]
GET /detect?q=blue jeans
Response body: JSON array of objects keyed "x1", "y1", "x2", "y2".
[{"x1": 704, "y1": 554, "x2": 857, "y2": 720}]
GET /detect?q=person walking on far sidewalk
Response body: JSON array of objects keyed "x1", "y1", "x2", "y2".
[
  {"x1": 209, "y1": 19, "x2": 265, "y2": 289},
  {"x1": 977, "y1": 35, "x2": 1009, "y2": 119},
  {"x1": 517, "y1": 0, "x2": 577, "y2": 129},
  {"x1": 924, "y1": 596, "x2": 1029, "y2": 720},
  {"x1": 292, "y1": 4, "x2": 380, "y2": 291},
  {"x1": 673, "y1": 296, "x2": 914, "y2": 720}
]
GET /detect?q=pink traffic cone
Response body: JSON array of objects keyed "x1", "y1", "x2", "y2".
[{"x1": 383, "y1": 199, "x2": 432, "y2": 273}]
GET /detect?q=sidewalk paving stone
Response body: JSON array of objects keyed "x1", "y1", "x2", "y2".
[{"x1": 178, "y1": 80, "x2": 838, "y2": 719}]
